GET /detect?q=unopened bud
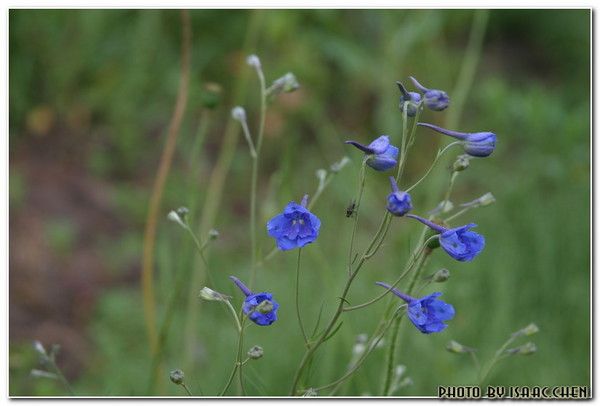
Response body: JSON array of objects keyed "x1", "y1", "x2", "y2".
[
  {"x1": 394, "y1": 365, "x2": 406, "y2": 378},
  {"x1": 231, "y1": 106, "x2": 247, "y2": 122},
  {"x1": 267, "y1": 72, "x2": 300, "y2": 98},
  {"x1": 517, "y1": 342, "x2": 537, "y2": 355},
  {"x1": 199, "y1": 287, "x2": 230, "y2": 302},
  {"x1": 247, "y1": 345, "x2": 264, "y2": 359},
  {"x1": 432, "y1": 268, "x2": 450, "y2": 283},
  {"x1": 208, "y1": 229, "x2": 219, "y2": 240},
  {"x1": 330, "y1": 156, "x2": 351, "y2": 173},
  {"x1": 255, "y1": 300, "x2": 274, "y2": 314},
  {"x1": 506, "y1": 342, "x2": 537, "y2": 356},
  {"x1": 446, "y1": 340, "x2": 475, "y2": 354},
  {"x1": 477, "y1": 192, "x2": 496, "y2": 207},
  {"x1": 303, "y1": 388, "x2": 318, "y2": 397},
  {"x1": 30, "y1": 369, "x2": 58, "y2": 380},
  {"x1": 33, "y1": 340, "x2": 47, "y2": 357},
  {"x1": 517, "y1": 323, "x2": 539, "y2": 337},
  {"x1": 169, "y1": 369, "x2": 185, "y2": 385},
  {"x1": 200, "y1": 82, "x2": 223, "y2": 109},
  {"x1": 453, "y1": 154, "x2": 471, "y2": 172},
  {"x1": 246, "y1": 54, "x2": 261, "y2": 69},
  {"x1": 168, "y1": 208, "x2": 189, "y2": 228}
]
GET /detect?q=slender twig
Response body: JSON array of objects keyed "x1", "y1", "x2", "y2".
[{"x1": 141, "y1": 9, "x2": 192, "y2": 357}]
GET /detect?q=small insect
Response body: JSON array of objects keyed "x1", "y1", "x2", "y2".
[{"x1": 345, "y1": 200, "x2": 357, "y2": 218}]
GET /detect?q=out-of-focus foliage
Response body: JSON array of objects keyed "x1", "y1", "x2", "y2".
[{"x1": 9, "y1": 9, "x2": 589, "y2": 396}]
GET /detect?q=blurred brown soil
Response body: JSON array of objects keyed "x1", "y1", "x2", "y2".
[{"x1": 10, "y1": 118, "x2": 141, "y2": 379}]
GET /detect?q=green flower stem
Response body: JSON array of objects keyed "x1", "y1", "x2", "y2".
[
  {"x1": 180, "y1": 383, "x2": 193, "y2": 396},
  {"x1": 289, "y1": 173, "x2": 398, "y2": 395},
  {"x1": 342, "y1": 234, "x2": 436, "y2": 312},
  {"x1": 478, "y1": 333, "x2": 519, "y2": 386},
  {"x1": 237, "y1": 318, "x2": 248, "y2": 395},
  {"x1": 295, "y1": 248, "x2": 309, "y2": 345},
  {"x1": 49, "y1": 359, "x2": 75, "y2": 396},
  {"x1": 184, "y1": 12, "x2": 263, "y2": 370},
  {"x1": 218, "y1": 318, "x2": 246, "y2": 396},
  {"x1": 146, "y1": 222, "x2": 215, "y2": 393},
  {"x1": 395, "y1": 101, "x2": 423, "y2": 183},
  {"x1": 183, "y1": 223, "x2": 215, "y2": 288},
  {"x1": 348, "y1": 160, "x2": 368, "y2": 275},
  {"x1": 405, "y1": 141, "x2": 463, "y2": 193},
  {"x1": 248, "y1": 62, "x2": 267, "y2": 291},
  {"x1": 314, "y1": 311, "x2": 403, "y2": 394},
  {"x1": 381, "y1": 249, "x2": 431, "y2": 396}
]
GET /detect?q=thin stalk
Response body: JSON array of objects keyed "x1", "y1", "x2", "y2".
[
  {"x1": 142, "y1": 9, "x2": 191, "y2": 356},
  {"x1": 49, "y1": 360, "x2": 75, "y2": 395},
  {"x1": 478, "y1": 334, "x2": 518, "y2": 386},
  {"x1": 184, "y1": 10, "x2": 263, "y2": 372},
  {"x1": 405, "y1": 141, "x2": 463, "y2": 193},
  {"x1": 295, "y1": 249, "x2": 309, "y2": 345},
  {"x1": 236, "y1": 319, "x2": 248, "y2": 395},
  {"x1": 343, "y1": 233, "x2": 435, "y2": 312},
  {"x1": 180, "y1": 383, "x2": 193, "y2": 396},
  {"x1": 248, "y1": 58, "x2": 267, "y2": 291},
  {"x1": 314, "y1": 312, "x2": 402, "y2": 393},
  {"x1": 289, "y1": 199, "x2": 395, "y2": 395},
  {"x1": 347, "y1": 161, "x2": 367, "y2": 275},
  {"x1": 381, "y1": 251, "x2": 430, "y2": 396}
]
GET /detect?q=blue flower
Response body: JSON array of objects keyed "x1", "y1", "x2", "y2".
[
  {"x1": 409, "y1": 76, "x2": 450, "y2": 111},
  {"x1": 345, "y1": 135, "x2": 399, "y2": 171},
  {"x1": 375, "y1": 282, "x2": 455, "y2": 334},
  {"x1": 406, "y1": 214, "x2": 485, "y2": 262},
  {"x1": 267, "y1": 195, "x2": 321, "y2": 251},
  {"x1": 230, "y1": 276, "x2": 279, "y2": 326},
  {"x1": 386, "y1": 176, "x2": 412, "y2": 216},
  {"x1": 396, "y1": 81, "x2": 421, "y2": 117},
  {"x1": 418, "y1": 122, "x2": 496, "y2": 157}
]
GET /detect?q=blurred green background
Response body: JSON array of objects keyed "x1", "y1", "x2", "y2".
[{"x1": 9, "y1": 9, "x2": 590, "y2": 396}]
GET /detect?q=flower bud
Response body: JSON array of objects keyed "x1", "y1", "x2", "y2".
[
  {"x1": 477, "y1": 192, "x2": 496, "y2": 207},
  {"x1": 446, "y1": 340, "x2": 474, "y2": 354},
  {"x1": 330, "y1": 156, "x2": 351, "y2": 173},
  {"x1": 247, "y1": 345, "x2": 264, "y2": 360},
  {"x1": 30, "y1": 369, "x2": 58, "y2": 380},
  {"x1": 432, "y1": 268, "x2": 450, "y2": 283},
  {"x1": 453, "y1": 154, "x2": 471, "y2": 172},
  {"x1": 409, "y1": 76, "x2": 449, "y2": 111},
  {"x1": 506, "y1": 342, "x2": 537, "y2": 356},
  {"x1": 208, "y1": 229, "x2": 219, "y2": 240},
  {"x1": 397, "y1": 81, "x2": 421, "y2": 117},
  {"x1": 231, "y1": 106, "x2": 247, "y2": 122},
  {"x1": 169, "y1": 369, "x2": 185, "y2": 385},
  {"x1": 200, "y1": 82, "x2": 222, "y2": 109},
  {"x1": 515, "y1": 323, "x2": 539, "y2": 337},
  {"x1": 303, "y1": 388, "x2": 318, "y2": 397},
  {"x1": 199, "y1": 287, "x2": 230, "y2": 302},
  {"x1": 167, "y1": 210, "x2": 187, "y2": 228},
  {"x1": 33, "y1": 340, "x2": 47, "y2": 357},
  {"x1": 246, "y1": 54, "x2": 261, "y2": 69},
  {"x1": 267, "y1": 72, "x2": 300, "y2": 98},
  {"x1": 517, "y1": 342, "x2": 537, "y2": 355},
  {"x1": 387, "y1": 177, "x2": 413, "y2": 216}
]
